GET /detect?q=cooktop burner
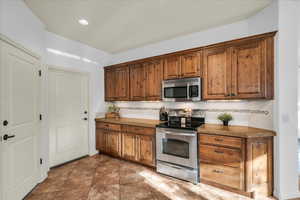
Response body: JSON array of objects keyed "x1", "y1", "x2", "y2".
[{"x1": 156, "y1": 115, "x2": 205, "y2": 131}]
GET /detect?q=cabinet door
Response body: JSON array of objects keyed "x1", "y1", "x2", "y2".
[
  {"x1": 105, "y1": 69, "x2": 116, "y2": 101},
  {"x1": 96, "y1": 128, "x2": 106, "y2": 153},
  {"x1": 144, "y1": 60, "x2": 163, "y2": 101},
  {"x1": 246, "y1": 137, "x2": 273, "y2": 196},
  {"x1": 115, "y1": 66, "x2": 130, "y2": 100},
  {"x1": 231, "y1": 40, "x2": 267, "y2": 99},
  {"x1": 203, "y1": 47, "x2": 232, "y2": 100},
  {"x1": 106, "y1": 131, "x2": 121, "y2": 157},
  {"x1": 180, "y1": 51, "x2": 202, "y2": 78},
  {"x1": 122, "y1": 133, "x2": 137, "y2": 161},
  {"x1": 130, "y1": 64, "x2": 146, "y2": 100},
  {"x1": 163, "y1": 56, "x2": 181, "y2": 80},
  {"x1": 137, "y1": 135, "x2": 155, "y2": 167}
]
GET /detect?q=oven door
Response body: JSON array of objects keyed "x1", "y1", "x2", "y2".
[{"x1": 156, "y1": 128, "x2": 198, "y2": 169}]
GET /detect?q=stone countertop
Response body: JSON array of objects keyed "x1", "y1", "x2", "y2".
[
  {"x1": 95, "y1": 117, "x2": 276, "y2": 138},
  {"x1": 197, "y1": 124, "x2": 276, "y2": 138},
  {"x1": 95, "y1": 117, "x2": 161, "y2": 128}
]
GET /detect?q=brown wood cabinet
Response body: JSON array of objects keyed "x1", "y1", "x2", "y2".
[
  {"x1": 104, "y1": 32, "x2": 275, "y2": 101},
  {"x1": 122, "y1": 133, "x2": 137, "y2": 161},
  {"x1": 130, "y1": 64, "x2": 146, "y2": 100},
  {"x1": 203, "y1": 47, "x2": 231, "y2": 99},
  {"x1": 96, "y1": 122, "x2": 156, "y2": 167},
  {"x1": 180, "y1": 51, "x2": 202, "y2": 78},
  {"x1": 203, "y1": 37, "x2": 274, "y2": 100},
  {"x1": 144, "y1": 60, "x2": 163, "y2": 100},
  {"x1": 136, "y1": 135, "x2": 155, "y2": 167},
  {"x1": 104, "y1": 69, "x2": 116, "y2": 101},
  {"x1": 163, "y1": 51, "x2": 202, "y2": 80},
  {"x1": 96, "y1": 123, "x2": 122, "y2": 157},
  {"x1": 199, "y1": 134, "x2": 273, "y2": 198},
  {"x1": 105, "y1": 66, "x2": 129, "y2": 101},
  {"x1": 163, "y1": 56, "x2": 181, "y2": 80}
]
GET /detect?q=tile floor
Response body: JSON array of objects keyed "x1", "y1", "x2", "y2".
[{"x1": 25, "y1": 154, "x2": 275, "y2": 200}]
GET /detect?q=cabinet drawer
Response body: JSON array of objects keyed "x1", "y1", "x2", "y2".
[
  {"x1": 199, "y1": 144, "x2": 242, "y2": 168},
  {"x1": 96, "y1": 122, "x2": 121, "y2": 132},
  {"x1": 124, "y1": 125, "x2": 155, "y2": 135},
  {"x1": 200, "y1": 162, "x2": 244, "y2": 190},
  {"x1": 200, "y1": 134, "x2": 242, "y2": 149}
]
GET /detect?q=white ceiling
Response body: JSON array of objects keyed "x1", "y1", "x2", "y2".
[{"x1": 24, "y1": 0, "x2": 272, "y2": 53}]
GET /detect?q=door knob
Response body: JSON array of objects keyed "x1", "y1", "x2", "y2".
[
  {"x1": 3, "y1": 120, "x2": 8, "y2": 126},
  {"x1": 3, "y1": 134, "x2": 15, "y2": 141}
]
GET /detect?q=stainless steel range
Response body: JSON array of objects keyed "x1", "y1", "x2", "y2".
[{"x1": 156, "y1": 110, "x2": 205, "y2": 184}]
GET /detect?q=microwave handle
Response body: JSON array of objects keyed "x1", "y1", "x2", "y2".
[{"x1": 187, "y1": 83, "x2": 190, "y2": 100}]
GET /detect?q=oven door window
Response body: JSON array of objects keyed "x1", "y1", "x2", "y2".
[
  {"x1": 164, "y1": 87, "x2": 187, "y2": 98},
  {"x1": 162, "y1": 138, "x2": 189, "y2": 159}
]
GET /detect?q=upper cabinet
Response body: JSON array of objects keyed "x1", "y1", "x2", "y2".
[
  {"x1": 104, "y1": 32, "x2": 275, "y2": 101},
  {"x1": 105, "y1": 66, "x2": 129, "y2": 101},
  {"x1": 104, "y1": 69, "x2": 116, "y2": 101},
  {"x1": 163, "y1": 51, "x2": 202, "y2": 80},
  {"x1": 163, "y1": 56, "x2": 181, "y2": 80},
  {"x1": 180, "y1": 51, "x2": 202, "y2": 78},
  {"x1": 144, "y1": 60, "x2": 163, "y2": 101},
  {"x1": 231, "y1": 39, "x2": 273, "y2": 99},
  {"x1": 203, "y1": 47, "x2": 231, "y2": 100},
  {"x1": 203, "y1": 37, "x2": 274, "y2": 100},
  {"x1": 130, "y1": 64, "x2": 146, "y2": 101}
]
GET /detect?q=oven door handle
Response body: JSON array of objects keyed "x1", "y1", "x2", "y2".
[{"x1": 164, "y1": 131, "x2": 196, "y2": 137}]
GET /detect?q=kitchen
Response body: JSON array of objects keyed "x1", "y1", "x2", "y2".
[
  {"x1": 0, "y1": 0, "x2": 299, "y2": 200},
  {"x1": 95, "y1": 31, "x2": 276, "y2": 199}
]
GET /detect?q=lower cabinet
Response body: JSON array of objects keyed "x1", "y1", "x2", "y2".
[
  {"x1": 96, "y1": 128, "x2": 122, "y2": 157},
  {"x1": 136, "y1": 135, "x2": 155, "y2": 167},
  {"x1": 122, "y1": 133, "x2": 137, "y2": 161},
  {"x1": 96, "y1": 122, "x2": 155, "y2": 167},
  {"x1": 199, "y1": 134, "x2": 273, "y2": 198}
]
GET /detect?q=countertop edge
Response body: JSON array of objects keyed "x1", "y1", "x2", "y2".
[{"x1": 95, "y1": 118, "x2": 276, "y2": 138}]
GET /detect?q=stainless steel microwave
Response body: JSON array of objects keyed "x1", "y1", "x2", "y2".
[{"x1": 162, "y1": 77, "x2": 201, "y2": 102}]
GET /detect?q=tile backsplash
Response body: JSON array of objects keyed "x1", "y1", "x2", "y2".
[{"x1": 100, "y1": 100, "x2": 274, "y2": 130}]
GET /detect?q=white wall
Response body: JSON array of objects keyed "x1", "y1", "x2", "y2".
[
  {"x1": 273, "y1": 0, "x2": 300, "y2": 199},
  {"x1": 108, "y1": 0, "x2": 277, "y2": 65},
  {"x1": 0, "y1": 0, "x2": 45, "y2": 55},
  {"x1": 0, "y1": 0, "x2": 111, "y2": 182}
]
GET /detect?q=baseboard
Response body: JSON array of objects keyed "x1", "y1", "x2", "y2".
[{"x1": 89, "y1": 150, "x2": 99, "y2": 156}]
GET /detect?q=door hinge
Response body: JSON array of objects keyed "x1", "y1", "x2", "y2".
[
  {"x1": 39, "y1": 114, "x2": 42, "y2": 121},
  {"x1": 38, "y1": 70, "x2": 42, "y2": 77},
  {"x1": 40, "y1": 158, "x2": 43, "y2": 165}
]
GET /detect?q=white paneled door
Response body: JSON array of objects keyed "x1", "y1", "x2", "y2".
[
  {"x1": 49, "y1": 69, "x2": 89, "y2": 167},
  {"x1": 0, "y1": 40, "x2": 41, "y2": 200}
]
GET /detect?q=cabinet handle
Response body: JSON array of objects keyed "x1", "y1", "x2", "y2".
[
  {"x1": 214, "y1": 138, "x2": 223, "y2": 142},
  {"x1": 231, "y1": 93, "x2": 236, "y2": 97},
  {"x1": 214, "y1": 150, "x2": 224, "y2": 154},
  {"x1": 213, "y1": 169, "x2": 224, "y2": 174}
]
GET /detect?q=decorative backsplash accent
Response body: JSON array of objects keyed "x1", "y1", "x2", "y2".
[{"x1": 117, "y1": 106, "x2": 270, "y2": 115}]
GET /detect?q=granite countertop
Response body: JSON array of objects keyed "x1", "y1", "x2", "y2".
[
  {"x1": 95, "y1": 117, "x2": 161, "y2": 128},
  {"x1": 197, "y1": 124, "x2": 276, "y2": 138},
  {"x1": 95, "y1": 117, "x2": 276, "y2": 138}
]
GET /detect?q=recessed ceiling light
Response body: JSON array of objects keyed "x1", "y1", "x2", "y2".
[{"x1": 78, "y1": 19, "x2": 89, "y2": 26}]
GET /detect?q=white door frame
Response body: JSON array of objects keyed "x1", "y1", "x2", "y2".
[
  {"x1": 47, "y1": 65, "x2": 91, "y2": 167},
  {"x1": 0, "y1": 34, "x2": 42, "y2": 200}
]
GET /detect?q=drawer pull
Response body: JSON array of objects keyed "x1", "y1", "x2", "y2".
[
  {"x1": 214, "y1": 138, "x2": 223, "y2": 142},
  {"x1": 214, "y1": 150, "x2": 224, "y2": 154},
  {"x1": 213, "y1": 169, "x2": 224, "y2": 174}
]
